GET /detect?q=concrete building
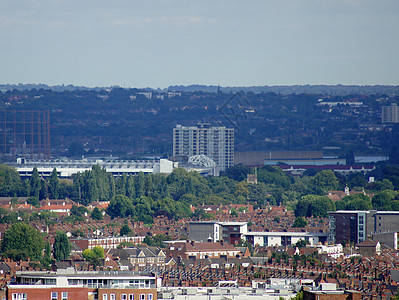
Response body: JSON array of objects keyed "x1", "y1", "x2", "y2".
[
  {"x1": 166, "y1": 241, "x2": 241, "y2": 260},
  {"x1": 234, "y1": 151, "x2": 323, "y2": 166},
  {"x1": 328, "y1": 210, "x2": 399, "y2": 245},
  {"x1": 382, "y1": 103, "x2": 399, "y2": 123},
  {"x1": 7, "y1": 269, "x2": 159, "y2": 300},
  {"x1": 244, "y1": 232, "x2": 328, "y2": 247},
  {"x1": 188, "y1": 221, "x2": 247, "y2": 244},
  {"x1": 70, "y1": 236, "x2": 145, "y2": 251},
  {"x1": 372, "y1": 211, "x2": 399, "y2": 233},
  {"x1": 173, "y1": 123, "x2": 234, "y2": 171},
  {"x1": 8, "y1": 158, "x2": 177, "y2": 178},
  {"x1": 372, "y1": 231, "x2": 399, "y2": 250}
]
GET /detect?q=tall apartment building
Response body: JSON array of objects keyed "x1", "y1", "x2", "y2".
[
  {"x1": 382, "y1": 103, "x2": 399, "y2": 123},
  {"x1": 173, "y1": 123, "x2": 234, "y2": 171}
]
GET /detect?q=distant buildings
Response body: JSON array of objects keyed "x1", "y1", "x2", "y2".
[
  {"x1": 188, "y1": 221, "x2": 247, "y2": 244},
  {"x1": 70, "y1": 236, "x2": 145, "y2": 251},
  {"x1": 166, "y1": 241, "x2": 241, "y2": 260},
  {"x1": 8, "y1": 158, "x2": 176, "y2": 178},
  {"x1": 382, "y1": 103, "x2": 399, "y2": 123},
  {"x1": 328, "y1": 210, "x2": 399, "y2": 245},
  {"x1": 173, "y1": 123, "x2": 234, "y2": 171},
  {"x1": 244, "y1": 232, "x2": 328, "y2": 247}
]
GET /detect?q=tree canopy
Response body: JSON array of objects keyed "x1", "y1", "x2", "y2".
[{"x1": 1, "y1": 222, "x2": 45, "y2": 261}]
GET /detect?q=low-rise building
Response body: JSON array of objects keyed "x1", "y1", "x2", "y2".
[
  {"x1": 70, "y1": 236, "x2": 145, "y2": 251},
  {"x1": 110, "y1": 247, "x2": 166, "y2": 268},
  {"x1": 189, "y1": 221, "x2": 248, "y2": 244},
  {"x1": 8, "y1": 269, "x2": 159, "y2": 300},
  {"x1": 244, "y1": 232, "x2": 328, "y2": 247},
  {"x1": 166, "y1": 241, "x2": 241, "y2": 260}
]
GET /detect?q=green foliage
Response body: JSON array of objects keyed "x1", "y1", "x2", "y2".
[
  {"x1": 117, "y1": 241, "x2": 135, "y2": 248},
  {"x1": 27, "y1": 196, "x2": 40, "y2": 207},
  {"x1": 336, "y1": 194, "x2": 373, "y2": 211},
  {"x1": 309, "y1": 170, "x2": 339, "y2": 195},
  {"x1": 349, "y1": 175, "x2": 368, "y2": 188},
  {"x1": 1, "y1": 222, "x2": 45, "y2": 261},
  {"x1": 53, "y1": 231, "x2": 71, "y2": 261},
  {"x1": 71, "y1": 228, "x2": 86, "y2": 237},
  {"x1": 120, "y1": 224, "x2": 131, "y2": 236},
  {"x1": 73, "y1": 165, "x2": 116, "y2": 205},
  {"x1": 91, "y1": 207, "x2": 103, "y2": 220},
  {"x1": 143, "y1": 234, "x2": 171, "y2": 247},
  {"x1": 235, "y1": 239, "x2": 254, "y2": 256},
  {"x1": 290, "y1": 291, "x2": 303, "y2": 300},
  {"x1": 30, "y1": 167, "x2": 42, "y2": 199},
  {"x1": 223, "y1": 165, "x2": 251, "y2": 181},
  {"x1": 366, "y1": 179, "x2": 395, "y2": 192},
  {"x1": 372, "y1": 190, "x2": 396, "y2": 210},
  {"x1": 107, "y1": 194, "x2": 133, "y2": 219},
  {"x1": 295, "y1": 195, "x2": 335, "y2": 218},
  {"x1": 70, "y1": 205, "x2": 88, "y2": 217},
  {"x1": 48, "y1": 168, "x2": 60, "y2": 199},
  {"x1": 230, "y1": 208, "x2": 238, "y2": 217},
  {"x1": 83, "y1": 246, "x2": 105, "y2": 267},
  {"x1": 294, "y1": 239, "x2": 309, "y2": 249},
  {"x1": 257, "y1": 166, "x2": 293, "y2": 190},
  {"x1": 293, "y1": 217, "x2": 308, "y2": 228},
  {"x1": 0, "y1": 164, "x2": 22, "y2": 197},
  {"x1": 192, "y1": 209, "x2": 214, "y2": 220},
  {"x1": 41, "y1": 241, "x2": 52, "y2": 268}
]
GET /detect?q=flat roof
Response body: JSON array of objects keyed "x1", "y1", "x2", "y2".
[
  {"x1": 244, "y1": 232, "x2": 328, "y2": 237},
  {"x1": 16, "y1": 270, "x2": 155, "y2": 279}
]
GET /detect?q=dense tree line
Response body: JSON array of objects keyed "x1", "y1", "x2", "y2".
[{"x1": 1, "y1": 164, "x2": 399, "y2": 224}]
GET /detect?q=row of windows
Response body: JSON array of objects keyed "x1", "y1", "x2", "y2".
[
  {"x1": 13, "y1": 292, "x2": 68, "y2": 300},
  {"x1": 52, "y1": 292, "x2": 68, "y2": 300},
  {"x1": 103, "y1": 294, "x2": 153, "y2": 300}
]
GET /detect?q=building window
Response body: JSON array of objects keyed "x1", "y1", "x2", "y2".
[
  {"x1": 111, "y1": 295, "x2": 116, "y2": 300},
  {"x1": 51, "y1": 292, "x2": 58, "y2": 300},
  {"x1": 12, "y1": 294, "x2": 27, "y2": 300},
  {"x1": 140, "y1": 294, "x2": 145, "y2": 300},
  {"x1": 121, "y1": 295, "x2": 127, "y2": 300},
  {"x1": 129, "y1": 295, "x2": 135, "y2": 300},
  {"x1": 103, "y1": 295, "x2": 108, "y2": 300},
  {"x1": 147, "y1": 294, "x2": 153, "y2": 300},
  {"x1": 62, "y1": 292, "x2": 68, "y2": 300}
]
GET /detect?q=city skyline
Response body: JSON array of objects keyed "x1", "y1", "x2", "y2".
[{"x1": 1, "y1": 0, "x2": 398, "y2": 88}]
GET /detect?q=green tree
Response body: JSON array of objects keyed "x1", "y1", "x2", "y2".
[
  {"x1": 340, "y1": 194, "x2": 373, "y2": 210},
  {"x1": 294, "y1": 239, "x2": 309, "y2": 249},
  {"x1": 310, "y1": 170, "x2": 338, "y2": 195},
  {"x1": 91, "y1": 207, "x2": 103, "y2": 220},
  {"x1": 53, "y1": 231, "x2": 71, "y2": 261},
  {"x1": 30, "y1": 167, "x2": 41, "y2": 199},
  {"x1": 48, "y1": 168, "x2": 60, "y2": 199},
  {"x1": 295, "y1": 195, "x2": 335, "y2": 218},
  {"x1": 120, "y1": 224, "x2": 131, "y2": 236},
  {"x1": 0, "y1": 164, "x2": 22, "y2": 197},
  {"x1": 27, "y1": 196, "x2": 40, "y2": 207},
  {"x1": 1, "y1": 222, "x2": 45, "y2": 261},
  {"x1": 293, "y1": 217, "x2": 308, "y2": 228},
  {"x1": 224, "y1": 165, "x2": 251, "y2": 181},
  {"x1": 107, "y1": 194, "x2": 133, "y2": 219},
  {"x1": 83, "y1": 246, "x2": 105, "y2": 267},
  {"x1": 42, "y1": 241, "x2": 52, "y2": 268},
  {"x1": 372, "y1": 190, "x2": 395, "y2": 210}
]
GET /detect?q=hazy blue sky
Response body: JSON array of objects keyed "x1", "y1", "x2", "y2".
[{"x1": 1, "y1": 0, "x2": 398, "y2": 88}]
